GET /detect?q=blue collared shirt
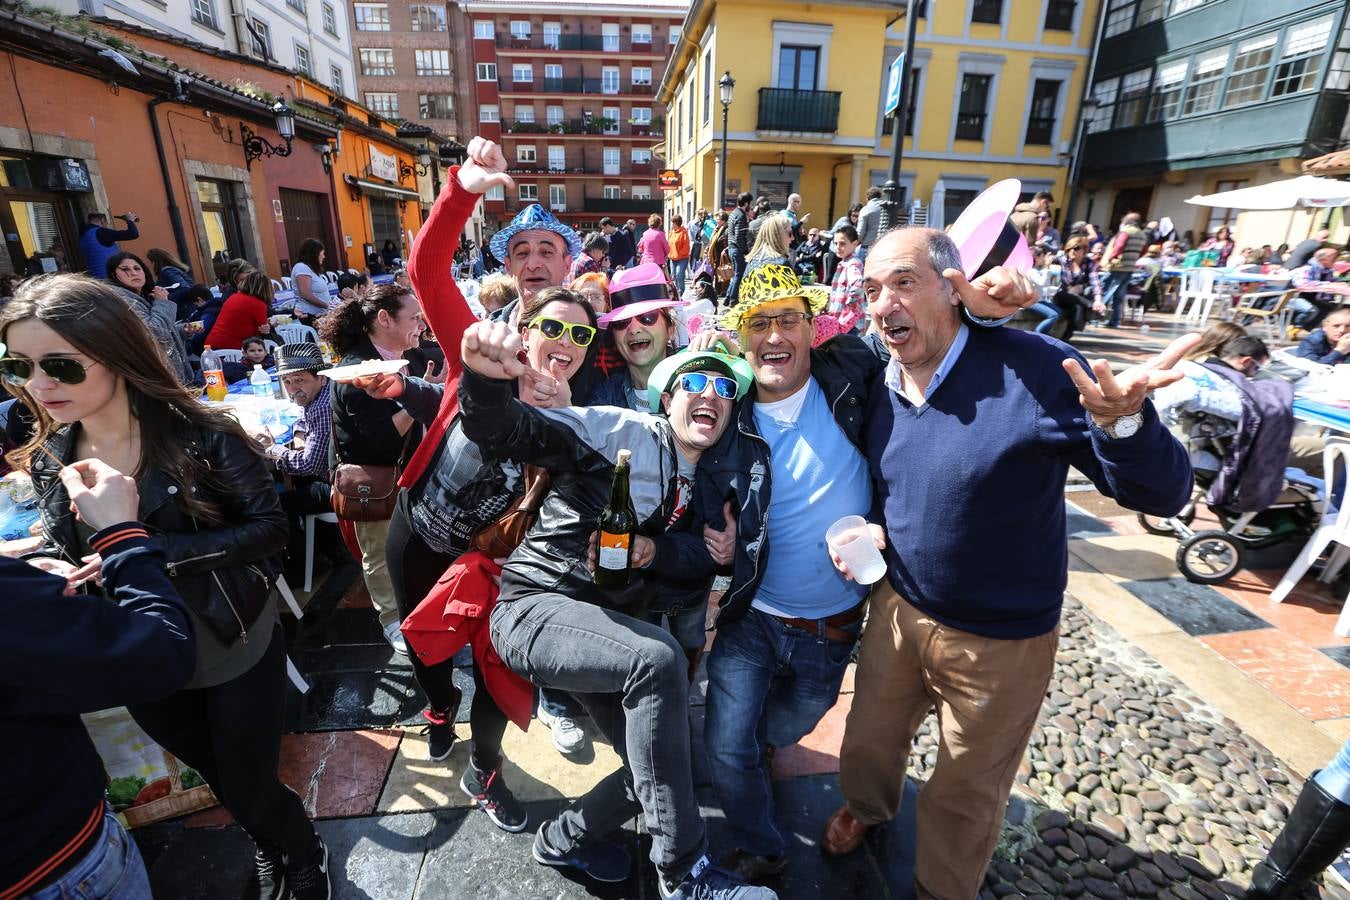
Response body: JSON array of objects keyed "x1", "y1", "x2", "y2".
[{"x1": 883, "y1": 323, "x2": 969, "y2": 406}]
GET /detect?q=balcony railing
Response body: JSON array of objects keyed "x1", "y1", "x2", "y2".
[
  {"x1": 501, "y1": 195, "x2": 660, "y2": 215},
  {"x1": 500, "y1": 118, "x2": 662, "y2": 137},
  {"x1": 497, "y1": 78, "x2": 655, "y2": 96},
  {"x1": 498, "y1": 162, "x2": 661, "y2": 177},
  {"x1": 756, "y1": 88, "x2": 841, "y2": 134},
  {"x1": 495, "y1": 33, "x2": 665, "y2": 53}
]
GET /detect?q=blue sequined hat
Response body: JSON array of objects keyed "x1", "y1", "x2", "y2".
[{"x1": 488, "y1": 204, "x2": 582, "y2": 261}]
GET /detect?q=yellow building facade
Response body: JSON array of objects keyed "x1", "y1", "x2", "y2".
[{"x1": 659, "y1": 0, "x2": 1100, "y2": 228}]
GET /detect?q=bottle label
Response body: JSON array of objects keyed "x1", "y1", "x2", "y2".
[
  {"x1": 597, "y1": 531, "x2": 630, "y2": 570},
  {"x1": 204, "y1": 371, "x2": 223, "y2": 388}
]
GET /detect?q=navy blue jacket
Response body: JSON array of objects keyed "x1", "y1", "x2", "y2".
[{"x1": 1293, "y1": 330, "x2": 1347, "y2": 365}]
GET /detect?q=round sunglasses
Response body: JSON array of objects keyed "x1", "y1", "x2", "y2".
[
  {"x1": 528, "y1": 316, "x2": 596, "y2": 347},
  {"x1": 0, "y1": 355, "x2": 99, "y2": 386},
  {"x1": 610, "y1": 311, "x2": 664, "y2": 332},
  {"x1": 678, "y1": 372, "x2": 737, "y2": 400}
]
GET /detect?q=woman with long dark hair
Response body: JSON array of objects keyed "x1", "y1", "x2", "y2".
[
  {"x1": 319, "y1": 284, "x2": 426, "y2": 655},
  {"x1": 105, "y1": 251, "x2": 193, "y2": 383},
  {"x1": 289, "y1": 238, "x2": 332, "y2": 324},
  {"x1": 145, "y1": 247, "x2": 195, "y2": 318},
  {"x1": 2, "y1": 274, "x2": 330, "y2": 900}
]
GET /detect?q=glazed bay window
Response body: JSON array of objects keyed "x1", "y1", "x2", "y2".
[
  {"x1": 419, "y1": 94, "x2": 453, "y2": 120},
  {"x1": 359, "y1": 48, "x2": 395, "y2": 77},
  {"x1": 1183, "y1": 49, "x2": 1228, "y2": 115},
  {"x1": 410, "y1": 5, "x2": 446, "y2": 32},
  {"x1": 416, "y1": 50, "x2": 451, "y2": 77},
  {"x1": 364, "y1": 92, "x2": 399, "y2": 117},
  {"x1": 1273, "y1": 16, "x2": 1334, "y2": 97},
  {"x1": 1147, "y1": 60, "x2": 1188, "y2": 122},
  {"x1": 1114, "y1": 69, "x2": 1151, "y2": 127},
  {"x1": 353, "y1": 3, "x2": 390, "y2": 32},
  {"x1": 1223, "y1": 34, "x2": 1277, "y2": 107},
  {"x1": 1086, "y1": 78, "x2": 1117, "y2": 133}
]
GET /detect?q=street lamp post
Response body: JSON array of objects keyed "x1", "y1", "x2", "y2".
[
  {"x1": 879, "y1": 0, "x2": 919, "y2": 232},
  {"x1": 718, "y1": 72, "x2": 735, "y2": 211}
]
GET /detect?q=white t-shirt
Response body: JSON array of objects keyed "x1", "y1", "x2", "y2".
[{"x1": 290, "y1": 262, "x2": 331, "y2": 317}]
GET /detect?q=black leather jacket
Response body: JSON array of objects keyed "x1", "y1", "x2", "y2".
[
  {"x1": 30, "y1": 423, "x2": 287, "y2": 644},
  {"x1": 693, "y1": 334, "x2": 888, "y2": 628}
]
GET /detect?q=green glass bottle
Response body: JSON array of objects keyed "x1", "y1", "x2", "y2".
[{"x1": 594, "y1": 449, "x2": 637, "y2": 590}]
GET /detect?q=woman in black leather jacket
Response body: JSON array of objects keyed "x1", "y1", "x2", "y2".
[{"x1": 0, "y1": 274, "x2": 330, "y2": 900}]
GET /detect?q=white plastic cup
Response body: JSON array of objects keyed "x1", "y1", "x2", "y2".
[{"x1": 826, "y1": 515, "x2": 887, "y2": 585}]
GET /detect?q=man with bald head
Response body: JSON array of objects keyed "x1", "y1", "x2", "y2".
[{"x1": 820, "y1": 227, "x2": 1195, "y2": 897}]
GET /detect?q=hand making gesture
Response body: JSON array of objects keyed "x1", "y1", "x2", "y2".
[
  {"x1": 1062, "y1": 332, "x2": 1201, "y2": 426},
  {"x1": 456, "y1": 137, "x2": 515, "y2": 196}
]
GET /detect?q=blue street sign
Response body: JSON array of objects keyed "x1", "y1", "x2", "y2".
[{"x1": 884, "y1": 53, "x2": 906, "y2": 117}]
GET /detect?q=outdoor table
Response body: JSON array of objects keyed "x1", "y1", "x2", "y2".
[
  {"x1": 208, "y1": 371, "x2": 300, "y2": 444},
  {"x1": 1293, "y1": 397, "x2": 1350, "y2": 434}
]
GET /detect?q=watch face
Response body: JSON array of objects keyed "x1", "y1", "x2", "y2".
[{"x1": 1114, "y1": 416, "x2": 1140, "y2": 438}]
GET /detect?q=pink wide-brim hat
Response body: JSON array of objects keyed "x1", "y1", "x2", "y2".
[
  {"x1": 597, "y1": 262, "x2": 687, "y2": 328},
  {"x1": 946, "y1": 178, "x2": 1035, "y2": 279}
]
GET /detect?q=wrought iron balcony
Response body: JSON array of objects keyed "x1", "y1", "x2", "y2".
[{"x1": 756, "y1": 88, "x2": 841, "y2": 134}]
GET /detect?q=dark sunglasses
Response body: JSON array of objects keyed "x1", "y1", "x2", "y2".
[
  {"x1": 609, "y1": 311, "x2": 664, "y2": 332},
  {"x1": 0, "y1": 356, "x2": 99, "y2": 386},
  {"x1": 678, "y1": 372, "x2": 737, "y2": 400},
  {"x1": 529, "y1": 316, "x2": 596, "y2": 347}
]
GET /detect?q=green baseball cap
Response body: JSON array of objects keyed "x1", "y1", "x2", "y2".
[{"x1": 647, "y1": 341, "x2": 754, "y2": 414}]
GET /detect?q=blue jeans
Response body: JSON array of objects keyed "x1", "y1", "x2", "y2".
[
  {"x1": 1101, "y1": 271, "x2": 1132, "y2": 326},
  {"x1": 726, "y1": 246, "x2": 747, "y2": 302},
  {"x1": 29, "y1": 806, "x2": 150, "y2": 899},
  {"x1": 670, "y1": 258, "x2": 689, "y2": 297},
  {"x1": 1032, "y1": 301, "x2": 1060, "y2": 334},
  {"x1": 704, "y1": 607, "x2": 860, "y2": 858},
  {"x1": 1317, "y1": 738, "x2": 1350, "y2": 803},
  {"x1": 637, "y1": 596, "x2": 709, "y2": 652}
]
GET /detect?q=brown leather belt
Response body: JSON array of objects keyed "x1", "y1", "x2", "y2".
[{"x1": 771, "y1": 603, "x2": 864, "y2": 643}]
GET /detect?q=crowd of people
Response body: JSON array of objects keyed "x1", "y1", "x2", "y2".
[{"x1": 2, "y1": 132, "x2": 1349, "y2": 900}]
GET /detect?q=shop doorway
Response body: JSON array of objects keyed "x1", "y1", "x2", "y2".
[
  {"x1": 1110, "y1": 186, "x2": 1154, "y2": 230},
  {"x1": 279, "y1": 188, "x2": 330, "y2": 273},
  {"x1": 369, "y1": 197, "x2": 403, "y2": 262},
  {"x1": 0, "y1": 154, "x2": 85, "y2": 277}
]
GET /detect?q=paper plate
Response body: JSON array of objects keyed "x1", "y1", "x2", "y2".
[{"x1": 319, "y1": 358, "x2": 410, "y2": 382}]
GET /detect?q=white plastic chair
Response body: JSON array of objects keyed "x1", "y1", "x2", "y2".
[
  {"x1": 276, "y1": 323, "x2": 320, "y2": 344},
  {"x1": 264, "y1": 339, "x2": 280, "y2": 356},
  {"x1": 213, "y1": 348, "x2": 244, "y2": 364},
  {"x1": 281, "y1": 276, "x2": 294, "y2": 291},
  {"x1": 1173, "y1": 269, "x2": 1223, "y2": 324},
  {"x1": 274, "y1": 575, "x2": 310, "y2": 694},
  {"x1": 270, "y1": 278, "x2": 284, "y2": 295},
  {"x1": 303, "y1": 512, "x2": 341, "y2": 592},
  {"x1": 1271, "y1": 441, "x2": 1350, "y2": 636}
]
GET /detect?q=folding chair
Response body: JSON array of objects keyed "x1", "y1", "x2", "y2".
[{"x1": 1233, "y1": 289, "x2": 1296, "y2": 345}]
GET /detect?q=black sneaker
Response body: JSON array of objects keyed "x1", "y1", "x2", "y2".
[
  {"x1": 659, "y1": 855, "x2": 778, "y2": 899},
  {"x1": 460, "y1": 762, "x2": 528, "y2": 832},
  {"x1": 243, "y1": 843, "x2": 286, "y2": 900},
  {"x1": 532, "y1": 828, "x2": 631, "y2": 883},
  {"x1": 423, "y1": 708, "x2": 456, "y2": 761},
  {"x1": 287, "y1": 838, "x2": 332, "y2": 900}
]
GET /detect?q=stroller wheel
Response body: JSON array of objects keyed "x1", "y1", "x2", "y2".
[
  {"x1": 1138, "y1": 508, "x2": 1194, "y2": 536},
  {"x1": 1176, "y1": 530, "x2": 1243, "y2": 584}
]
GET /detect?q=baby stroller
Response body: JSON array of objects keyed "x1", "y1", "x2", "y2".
[{"x1": 1139, "y1": 410, "x2": 1322, "y2": 583}]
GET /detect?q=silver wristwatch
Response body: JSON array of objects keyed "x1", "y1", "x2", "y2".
[{"x1": 1098, "y1": 410, "x2": 1144, "y2": 439}]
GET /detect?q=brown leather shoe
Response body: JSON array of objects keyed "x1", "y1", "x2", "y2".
[{"x1": 821, "y1": 804, "x2": 869, "y2": 857}]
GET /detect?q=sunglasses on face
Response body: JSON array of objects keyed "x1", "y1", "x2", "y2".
[
  {"x1": 743, "y1": 311, "x2": 811, "y2": 334},
  {"x1": 0, "y1": 356, "x2": 99, "y2": 386},
  {"x1": 529, "y1": 316, "x2": 596, "y2": 347},
  {"x1": 678, "y1": 372, "x2": 737, "y2": 400},
  {"x1": 610, "y1": 311, "x2": 664, "y2": 332}
]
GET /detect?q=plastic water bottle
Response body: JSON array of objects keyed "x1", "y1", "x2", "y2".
[{"x1": 250, "y1": 365, "x2": 278, "y2": 431}]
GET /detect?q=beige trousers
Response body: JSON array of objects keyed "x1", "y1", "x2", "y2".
[
  {"x1": 838, "y1": 584, "x2": 1058, "y2": 900},
  {"x1": 353, "y1": 517, "x2": 399, "y2": 629}
]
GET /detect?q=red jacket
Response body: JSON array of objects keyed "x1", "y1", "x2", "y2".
[
  {"x1": 205, "y1": 291, "x2": 268, "y2": 350},
  {"x1": 399, "y1": 552, "x2": 534, "y2": 730}
]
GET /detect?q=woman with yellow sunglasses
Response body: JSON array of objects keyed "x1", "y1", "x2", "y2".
[{"x1": 516, "y1": 287, "x2": 600, "y2": 409}]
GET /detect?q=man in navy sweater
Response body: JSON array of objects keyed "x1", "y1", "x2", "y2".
[
  {"x1": 820, "y1": 227, "x2": 1194, "y2": 898},
  {"x1": 1, "y1": 459, "x2": 196, "y2": 899}
]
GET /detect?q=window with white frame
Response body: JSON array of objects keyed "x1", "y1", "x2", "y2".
[
  {"x1": 602, "y1": 106, "x2": 621, "y2": 134},
  {"x1": 353, "y1": 3, "x2": 390, "y2": 31},
  {"x1": 632, "y1": 148, "x2": 652, "y2": 164},
  {"x1": 249, "y1": 17, "x2": 272, "y2": 58},
  {"x1": 632, "y1": 185, "x2": 651, "y2": 200},
  {"x1": 359, "y1": 48, "x2": 395, "y2": 76},
  {"x1": 519, "y1": 183, "x2": 539, "y2": 201},
  {"x1": 1274, "y1": 16, "x2": 1334, "y2": 97},
  {"x1": 322, "y1": 1, "x2": 337, "y2": 35},
  {"x1": 1103, "y1": 0, "x2": 1134, "y2": 38},
  {"x1": 632, "y1": 67, "x2": 653, "y2": 86},
  {"x1": 480, "y1": 104, "x2": 499, "y2": 123},
  {"x1": 1147, "y1": 60, "x2": 1188, "y2": 121},
  {"x1": 632, "y1": 24, "x2": 652, "y2": 44},
  {"x1": 631, "y1": 107, "x2": 652, "y2": 125},
  {"x1": 1182, "y1": 48, "x2": 1228, "y2": 114},
  {"x1": 473, "y1": 19, "x2": 494, "y2": 39},
  {"x1": 1135, "y1": 0, "x2": 1165, "y2": 27},
  {"x1": 670, "y1": 25, "x2": 682, "y2": 44},
  {"x1": 416, "y1": 50, "x2": 451, "y2": 77},
  {"x1": 516, "y1": 106, "x2": 535, "y2": 123},
  {"x1": 1115, "y1": 69, "x2": 1151, "y2": 127},
  {"x1": 1223, "y1": 33, "x2": 1277, "y2": 107},
  {"x1": 1086, "y1": 78, "x2": 1117, "y2": 133},
  {"x1": 548, "y1": 146, "x2": 565, "y2": 169},
  {"x1": 477, "y1": 63, "x2": 497, "y2": 81},
  {"x1": 293, "y1": 44, "x2": 311, "y2": 75},
  {"x1": 191, "y1": 0, "x2": 218, "y2": 29},
  {"x1": 702, "y1": 51, "x2": 712, "y2": 123},
  {"x1": 517, "y1": 146, "x2": 537, "y2": 162},
  {"x1": 550, "y1": 184, "x2": 567, "y2": 208},
  {"x1": 602, "y1": 23, "x2": 620, "y2": 51},
  {"x1": 486, "y1": 184, "x2": 505, "y2": 201},
  {"x1": 510, "y1": 20, "x2": 531, "y2": 39},
  {"x1": 603, "y1": 147, "x2": 620, "y2": 174},
  {"x1": 603, "y1": 185, "x2": 621, "y2": 199},
  {"x1": 364, "y1": 92, "x2": 399, "y2": 116},
  {"x1": 513, "y1": 64, "x2": 533, "y2": 83},
  {"x1": 602, "y1": 68, "x2": 620, "y2": 94},
  {"x1": 543, "y1": 22, "x2": 561, "y2": 48},
  {"x1": 410, "y1": 5, "x2": 446, "y2": 31},
  {"x1": 330, "y1": 63, "x2": 343, "y2": 94},
  {"x1": 546, "y1": 105, "x2": 564, "y2": 125},
  {"x1": 544, "y1": 64, "x2": 562, "y2": 83},
  {"x1": 286, "y1": 0, "x2": 305, "y2": 14},
  {"x1": 1329, "y1": 18, "x2": 1350, "y2": 92}
]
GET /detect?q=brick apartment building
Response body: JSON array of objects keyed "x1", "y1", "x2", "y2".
[
  {"x1": 467, "y1": 0, "x2": 689, "y2": 233},
  {"x1": 349, "y1": 1, "x2": 477, "y2": 147}
]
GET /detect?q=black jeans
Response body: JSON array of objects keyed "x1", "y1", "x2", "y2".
[
  {"x1": 129, "y1": 625, "x2": 315, "y2": 858},
  {"x1": 386, "y1": 498, "x2": 508, "y2": 772}
]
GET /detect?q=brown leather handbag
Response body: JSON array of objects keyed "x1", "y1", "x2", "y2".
[
  {"x1": 471, "y1": 465, "x2": 550, "y2": 559},
  {"x1": 332, "y1": 462, "x2": 400, "y2": 522}
]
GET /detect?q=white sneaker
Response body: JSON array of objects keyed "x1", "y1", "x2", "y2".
[
  {"x1": 384, "y1": 622, "x2": 409, "y2": 656},
  {"x1": 537, "y1": 704, "x2": 588, "y2": 755}
]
